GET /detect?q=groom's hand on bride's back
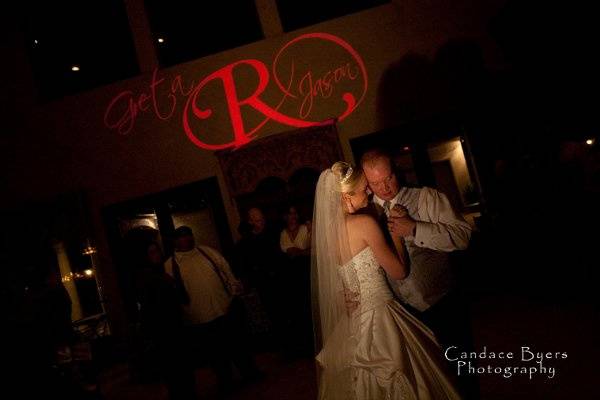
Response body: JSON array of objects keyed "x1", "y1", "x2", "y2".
[{"x1": 341, "y1": 290, "x2": 360, "y2": 315}]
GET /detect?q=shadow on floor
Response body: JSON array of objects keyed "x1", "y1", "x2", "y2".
[{"x1": 100, "y1": 352, "x2": 317, "y2": 400}]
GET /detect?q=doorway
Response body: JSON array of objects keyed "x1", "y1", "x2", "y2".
[{"x1": 101, "y1": 177, "x2": 232, "y2": 319}]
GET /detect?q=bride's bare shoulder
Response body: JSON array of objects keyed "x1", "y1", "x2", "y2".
[{"x1": 346, "y1": 213, "x2": 379, "y2": 230}]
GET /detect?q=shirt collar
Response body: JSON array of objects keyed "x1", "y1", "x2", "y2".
[
  {"x1": 373, "y1": 189, "x2": 404, "y2": 207},
  {"x1": 174, "y1": 248, "x2": 197, "y2": 260}
]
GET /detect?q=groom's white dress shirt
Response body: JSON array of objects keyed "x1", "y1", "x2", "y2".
[{"x1": 374, "y1": 187, "x2": 472, "y2": 311}]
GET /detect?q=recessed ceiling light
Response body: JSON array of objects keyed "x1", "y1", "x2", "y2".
[
  {"x1": 585, "y1": 138, "x2": 595, "y2": 145},
  {"x1": 158, "y1": 37, "x2": 165, "y2": 43},
  {"x1": 71, "y1": 65, "x2": 80, "y2": 72}
]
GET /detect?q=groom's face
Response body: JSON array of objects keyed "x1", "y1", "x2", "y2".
[{"x1": 363, "y1": 159, "x2": 399, "y2": 201}]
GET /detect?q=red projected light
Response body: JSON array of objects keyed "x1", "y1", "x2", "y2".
[{"x1": 104, "y1": 33, "x2": 368, "y2": 151}]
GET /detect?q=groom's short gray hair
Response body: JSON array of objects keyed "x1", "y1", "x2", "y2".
[{"x1": 360, "y1": 148, "x2": 392, "y2": 169}]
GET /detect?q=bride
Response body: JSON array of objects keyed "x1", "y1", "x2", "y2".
[{"x1": 312, "y1": 162, "x2": 461, "y2": 400}]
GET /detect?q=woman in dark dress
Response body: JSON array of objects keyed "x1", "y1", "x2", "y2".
[{"x1": 136, "y1": 242, "x2": 197, "y2": 400}]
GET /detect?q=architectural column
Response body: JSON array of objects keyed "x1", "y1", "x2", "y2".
[
  {"x1": 255, "y1": 0, "x2": 284, "y2": 37},
  {"x1": 123, "y1": 0, "x2": 159, "y2": 72}
]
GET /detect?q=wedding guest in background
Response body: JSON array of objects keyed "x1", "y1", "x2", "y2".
[
  {"x1": 136, "y1": 241, "x2": 196, "y2": 400},
  {"x1": 279, "y1": 204, "x2": 313, "y2": 356},
  {"x1": 165, "y1": 226, "x2": 261, "y2": 396},
  {"x1": 280, "y1": 205, "x2": 311, "y2": 257},
  {"x1": 15, "y1": 249, "x2": 102, "y2": 399},
  {"x1": 232, "y1": 219, "x2": 271, "y2": 339},
  {"x1": 235, "y1": 208, "x2": 286, "y2": 349}
]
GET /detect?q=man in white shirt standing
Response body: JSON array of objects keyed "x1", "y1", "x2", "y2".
[
  {"x1": 165, "y1": 226, "x2": 261, "y2": 395},
  {"x1": 361, "y1": 148, "x2": 478, "y2": 399}
]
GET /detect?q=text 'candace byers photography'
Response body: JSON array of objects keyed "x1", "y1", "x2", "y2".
[{"x1": 445, "y1": 346, "x2": 568, "y2": 379}]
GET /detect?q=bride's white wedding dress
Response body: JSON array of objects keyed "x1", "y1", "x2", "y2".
[{"x1": 316, "y1": 246, "x2": 461, "y2": 400}]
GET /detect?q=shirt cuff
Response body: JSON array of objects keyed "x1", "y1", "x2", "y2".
[{"x1": 413, "y1": 221, "x2": 429, "y2": 247}]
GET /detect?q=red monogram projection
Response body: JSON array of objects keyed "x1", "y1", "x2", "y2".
[{"x1": 104, "y1": 33, "x2": 368, "y2": 151}]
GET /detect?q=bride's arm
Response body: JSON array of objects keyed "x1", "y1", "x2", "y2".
[
  {"x1": 390, "y1": 234, "x2": 408, "y2": 269},
  {"x1": 353, "y1": 215, "x2": 407, "y2": 280}
]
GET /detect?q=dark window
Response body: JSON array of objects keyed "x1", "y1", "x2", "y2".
[
  {"x1": 144, "y1": 0, "x2": 264, "y2": 67},
  {"x1": 24, "y1": 0, "x2": 139, "y2": 102},
  {"x1": 276, "y1": 0, "x2": 389, "y2": 32}
]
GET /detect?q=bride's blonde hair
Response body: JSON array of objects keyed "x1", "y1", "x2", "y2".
[{"x1": 330, "y1": 161, "x2": 363, "y2": 194}]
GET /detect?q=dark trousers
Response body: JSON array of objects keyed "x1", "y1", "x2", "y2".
[
  {"x1": 256, "y1": 278, "x2": 286, "y2": 348},
  {"x1": 188, "y1": 304, "x2": 258, "y2": 387},
  {"x1": 155, "y1": 330, "x2": 197, "y2": 400},
  {"x1": 410, "y1": 292, "x2": 481, "y2": 400},
  {"x1": 277, "y1": 256, "x2": 314, "y2": 356}
]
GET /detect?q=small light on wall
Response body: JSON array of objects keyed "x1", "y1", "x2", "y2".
[
  {"x1": 82, "y1": 246, "x2": 97, "y2": 255},
  {"x1": 33, "y1": 39, "x2": 38, "y2": 45},
  {"x1": 71, "y1": 65, "x2": 80, "y2": 72},
  {"x1": 585, "y1": 138, "x2": 595, "y2": 146},
  {"x1": 84, "y1": 269, "x2": 94, "y2": 277},
  {"x1": 403, "y1": 146, "x2": 410, "y2": 151},
  {"x1": 157, "y1": 37, "x2": 165, "y2": 43}
]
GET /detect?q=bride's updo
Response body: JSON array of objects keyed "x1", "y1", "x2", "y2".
[{"x1": 331, "y1": 161, "x2": 363, "y2": 194}]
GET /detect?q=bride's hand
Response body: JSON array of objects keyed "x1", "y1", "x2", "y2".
[
  {"x1": 344, "y1": 197, "x2": 356, "y2": 214},
  {"x1": 390, "y1": 204, "x2": 408, "y2": 218}
]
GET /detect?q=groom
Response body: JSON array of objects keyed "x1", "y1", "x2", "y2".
[{"x1": 361, "y1": 148, "x2": 478, "y2": 398}]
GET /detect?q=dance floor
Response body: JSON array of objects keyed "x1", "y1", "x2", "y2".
[{"x1": 100, "y1": 293, "x2": 597, "y2": 400}]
